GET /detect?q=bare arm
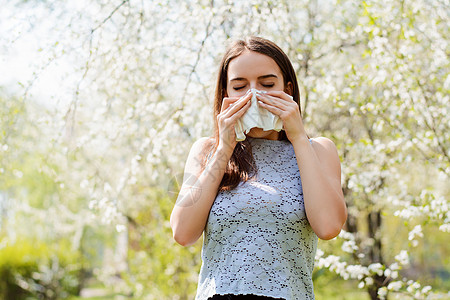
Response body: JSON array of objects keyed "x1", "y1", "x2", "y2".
[
  {"x1": 292, "y1": 136, "x2": 347, "y2": 240},
  {"x1": 256, "y1": 90, "x2": 347, "y2": 240},
  {"x1": 169, "y1": 137, "x2": 233, "y2": 246},
  {"x1": 170, "y1": 92, "x2": 252, "y2": 247}
]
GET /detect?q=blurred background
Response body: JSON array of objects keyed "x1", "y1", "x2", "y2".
[{"x1": 0, "y1": 0, "x2": 448, "y2": 299}]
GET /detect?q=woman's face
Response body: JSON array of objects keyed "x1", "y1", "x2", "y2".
[
  {"x1": 226, "y1": 49, "x2": 289, "y2": 140},
  {"x1": 226, "y1": 49, "x2": 285, "y2": 97}
]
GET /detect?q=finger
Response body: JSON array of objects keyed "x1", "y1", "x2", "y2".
[
  {"x1": 256, "y1": 92, "x2": 290, "y2": 110},
  {"x1": 217, "y1": 101, "x2": 251, "y2": 141},
  {"x1": 222, "y1": 92, "x2": 252, "y2": 117},
  {"x1": 257, "y1": 100, "x2": 283, "y2": 116},
  {"x1": 229, "y1": 98, "x2": 252, "y2": 121},
  {"x1": 265, "y1": 91, "x2": 294, "y2": 103},
  {"x1": 224, "y1": 94, "x2": 252, "y2": 118},
  {"x1": 221, "y1": 92, "x2": 252, "y2": 112},
  {"x1": 221, "y1": 97, "x2": 240, "y2": 112}
]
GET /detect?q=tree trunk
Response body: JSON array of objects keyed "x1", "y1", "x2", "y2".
[
  {"x1": 367, "y1": 210, "x2": 387, "y2": 300},
  {"x1": 368, "y1": 211, "x2": 383, "y2": 264}
]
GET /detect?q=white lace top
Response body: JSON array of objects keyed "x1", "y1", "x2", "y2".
[{"x1": 195, "y1": 137, "x2": 318, "y2": 300}]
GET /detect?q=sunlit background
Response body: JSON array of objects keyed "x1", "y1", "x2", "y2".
[{"x1": 1, "y1": 0, "x2": 449, "y2": 299}]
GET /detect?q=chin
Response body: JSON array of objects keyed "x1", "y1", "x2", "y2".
[{"x1": 245, "y1": 128, "x2": 279, "y2": 140}]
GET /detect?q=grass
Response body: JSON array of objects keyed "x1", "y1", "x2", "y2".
[{"x1": 314, "y1": 274, "x2": 370, "y2": 300}]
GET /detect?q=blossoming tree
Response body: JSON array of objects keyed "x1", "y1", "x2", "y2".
[{"x1": 1, "y1": 0, "x2": 448, "y2": 299}]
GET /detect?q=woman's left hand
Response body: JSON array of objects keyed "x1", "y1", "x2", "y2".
[{"x1": 256, "y1": 90, "x2": 307, "y2": 143}]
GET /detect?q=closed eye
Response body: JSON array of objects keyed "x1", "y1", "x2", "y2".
[
  {"x1": 262, "y1": 83, "x2": 274, "y2": 88},
  {"x1": 233, "y1": 83, "x2": 274, "y2": 90}
]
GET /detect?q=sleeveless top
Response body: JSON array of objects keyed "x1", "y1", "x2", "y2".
[{"x1": 195, "y1": 137, "x2": 318, "y2": 300}]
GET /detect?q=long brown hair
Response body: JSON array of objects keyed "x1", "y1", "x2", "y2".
[{"x1": 202, "y1": 36, "x2": 303, "y2": 192}]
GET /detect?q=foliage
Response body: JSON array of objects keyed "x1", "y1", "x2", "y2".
[
  {"x1": 0, "y1": 237, "x2": 84, "y2": 300},
  {"x1": 118, "y1": 188, "x2": 202, "y2": 299}
]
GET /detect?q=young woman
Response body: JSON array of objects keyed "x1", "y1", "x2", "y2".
[{"x1": 170, "y1": 36, "x2": 347, "y2": 300}]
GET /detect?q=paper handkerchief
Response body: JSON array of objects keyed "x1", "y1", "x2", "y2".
[{"x1": 234, "y1": 88, "x2": 283, "y2": 141}]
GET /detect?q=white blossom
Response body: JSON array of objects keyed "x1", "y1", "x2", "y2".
[
  {"x1": 387, "y1": 281, "x2": 403, "y2": 291},
  {"x1": 406, "y1": 281, "x2": 421, "y2": 293},
  {"x1": 378, "y1": 287, "x2": 388, "y2": 299},
  {"x1": 368, "y1": 263, "x2": 384, "y2": 276},
  {"x1": 439, "y1": 224, "x2": 450, "y2": 232},
  {"x1": 395, "y1": 250, "x2": 410, "y2": 266},
  {"x1": 365, "y1": 277, "x2": 374, "y2": 286},
  {"x1": 342, "y1": 240, "x2": 359, "y2": 253}
]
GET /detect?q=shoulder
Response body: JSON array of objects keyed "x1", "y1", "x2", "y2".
[
  {"x1": 189, "y1": 137, "x2": 215, "y2": 158},
  {"x1": 197, "y1": 136, "x2": 215, "y2": 144},
  {"x1": 310, "y1": 137, "x2": 338, "y2": 152},
  {"x1": 192, "y1": 136, "x2": 214, "y2": 150},
  {"x1": 309, "y1": 137, "x2": 341, "y2": 165},
  {"x1": 184, "y1": 137, "x2": 215, "y2": 177}
]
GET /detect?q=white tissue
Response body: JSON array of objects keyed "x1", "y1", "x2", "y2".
[{"x1": 234, "y1": 88, "x2": 283, "y2": 141}]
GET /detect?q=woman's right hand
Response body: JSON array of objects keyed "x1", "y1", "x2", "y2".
[{"x1": 217, "y1": 91, "x2": 252, "y2": 155}]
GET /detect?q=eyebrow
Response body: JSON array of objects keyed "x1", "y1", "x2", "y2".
[{"x1": 229, "y1": 74, "x2": 278, "y2": 82}]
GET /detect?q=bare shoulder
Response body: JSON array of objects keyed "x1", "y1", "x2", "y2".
[
  {"x1": 309, "y1": 137, "x2": 342, "y2": 182},
  {"x1": 181, "y1": 137, "x2": 215, "y2": 184},
  {"x1": 309, "y1": 137, "x2": 341, "y2": 166},
  {"x1": 186, "y1": 137, "x2": 215, "y2": 167},
  {"x1": 191, "y1": 136, "x2": 215, "y2": 154},
  {"x1": 310, "y1": 137, "x2": 338, "y2": 152},
  {"x1": 194, "y1": 136, "x2": 214, "y2": 145}
]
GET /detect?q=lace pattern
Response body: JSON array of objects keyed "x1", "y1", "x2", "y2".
[{"x1": 195, "y1": 137, "x2": 318, "y2": 300}]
